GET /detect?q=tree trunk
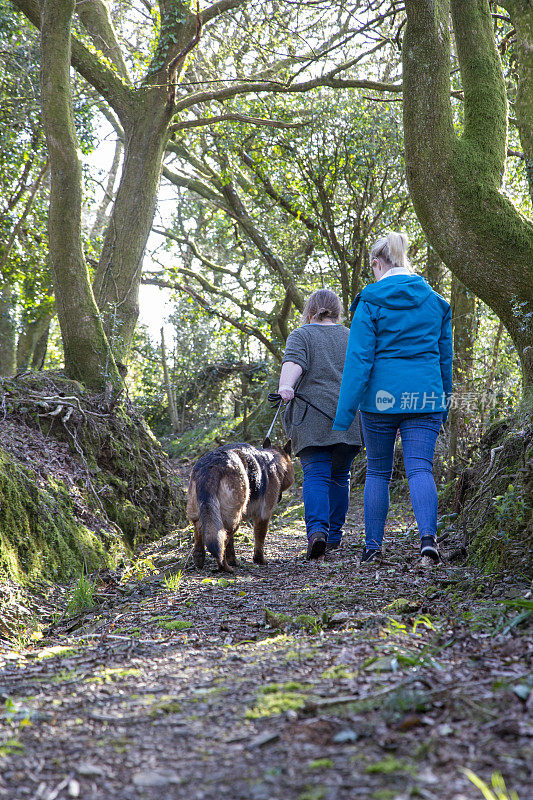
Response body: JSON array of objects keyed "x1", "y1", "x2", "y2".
[
  {"x1": 31, "y1": 322, "x2": 51, "y2": 371},
  {"x1": 403, "y1": 0, "x2": 533, "y2": 392},
  {"x1": 16, "y1": 309, "x2": 54, "y2": 370},
  {"x1": 425, "y1": 244, "x2": 445, "y2": 295},
  {"x1": 90, "y1": 135, "x2": 123, "y2": 241},
  {"x1": 13, "y1": 0, "x2": 198, "y2": 375},
  {"x1": 40, "y1": 0, "x2": 121, "y2": 391},
  {"x1": 0, "y1": 283, "x2": 17, "y2": 376},
  {"x1": 93, "y1": 99, "x2": 172, "y2": 371},
  {"x1": 161, "y1": 327, "x2": 180, "y2": 435},
  {"x1": 447, "y1": 276, "x2": 477, "y2": 480},
  {"x1": 479, "y1": 319, "x2": 504, "y2": 430}
]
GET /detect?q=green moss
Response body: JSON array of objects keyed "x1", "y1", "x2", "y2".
[
  {"x1": 0, "y1": 448, "x2": 122, "y2": 583},
  {"x1": 321, "y1": 665, "x2": 355, "y2": 680},
  {"x1": 36, "y1": 645, "x2": 79, "y2": 660},
  {"x1": 382, "y1": 597, "x2": 421, "y2": 615},
  {"x1": 260, "y1": 681, "x2": 306, "y2": 693},
  {"x1": 298, "y1": 788, "x2": 326, "y2": 800},
  {"x1": 308, "y1": 759, "x2": 334, "y2": 770},
  {"x1": 102, "y1": 494, "x2": 150, "y2": 548},
  {"x1": 151, "y1": 699, "x2": 182, "y2": 715},
  {"x1": 264, "y1": 608, "x2": 322, "y2": 633},
  {"x1": 365, "y1": 757, "x2": 416, "y2": 775},
  {"x1": 88, "y1": 667, "x2": 141, "y2": 684},
  {"x1": 158, "y1": 619, "x2": 192, "y2": 631},
  {"x1": 245, "y1": 682, "x2": 308, "y2": 718}
]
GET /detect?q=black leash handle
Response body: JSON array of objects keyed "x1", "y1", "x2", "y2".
[{"x1": 267, "y1": 391, "x2": 335, "y2": 423}]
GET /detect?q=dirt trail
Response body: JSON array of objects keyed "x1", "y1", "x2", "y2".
[{"x1": 1, "y1": 490, "x2": 531, "y2": 800}]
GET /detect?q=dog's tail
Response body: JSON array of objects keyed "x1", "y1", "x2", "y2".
[{"x1": 197, "y1": 484, "x2": 225, "y2": 564}]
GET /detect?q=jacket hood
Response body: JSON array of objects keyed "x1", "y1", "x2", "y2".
[{"x1": 357, "y1": 275, "x2": 433, "y2": 310}]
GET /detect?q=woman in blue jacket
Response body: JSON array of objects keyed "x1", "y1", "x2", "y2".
[{"x1": 333, "y1": 232, "x2": 453, "y2": 565}]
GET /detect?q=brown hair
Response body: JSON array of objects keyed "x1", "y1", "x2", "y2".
[{"x1": 302, "y1": 289, "x2": 342, "y2": 324}]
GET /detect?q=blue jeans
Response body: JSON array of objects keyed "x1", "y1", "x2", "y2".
[
  {"x1": 299, "y1": 444, "x2": 361, "y2": 544},
  {"x1": 360, "y1": 412, "x2": 443, "y2": 550}
]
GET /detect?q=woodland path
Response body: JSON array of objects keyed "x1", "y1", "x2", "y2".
[{"x1": 0, "y1": 488, "x2": 531, "y2": 800}]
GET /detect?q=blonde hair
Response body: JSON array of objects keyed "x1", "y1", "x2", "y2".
[
  {"x1": 302, "y1": 289, "x2": 342, "y2": 324},
  {"x1": 370, "y1": 232, "x2": 411, "y2": 270}
]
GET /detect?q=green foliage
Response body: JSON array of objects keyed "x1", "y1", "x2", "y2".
[
  {"x1": 120, "y1": 555, "x2": 159, "y2": 584},
  {"x1": 0, "y1": 1, "x2": 101, "y2": 371},
  {"x1": 0, "y1": 738, "x2": 24, "y2": 757},
  {"x1": 493, "y1": 484, "x2": 527, "y2": 530},
  {"x1": 499, "y1": 597, "x2": 533, "y2": 635},
  {"x1": 163, "y1": 570, "x2": 183, "y2": 590},
  {"x1": 264, "y1": 608, "x2": 325, "y2": 633},
  {"x1": 461, "y1": 769, "x2": 520, "y2": 800}
]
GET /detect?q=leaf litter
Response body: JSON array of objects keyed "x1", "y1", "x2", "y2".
[{"x1": 0, "y1": 489, "x2": 531, "y2": 800}]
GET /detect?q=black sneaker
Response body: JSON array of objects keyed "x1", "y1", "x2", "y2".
[
  {"x1": 420, "y1": 535, "x2": 439, "y2": 563},
  {"x1": 325, "y1": 540, "x2": 342, "y2": 552},
  {"x1": 306, "y1": 531, "x2": 327, "y2": 560},
  {"x1": 360, "y1": 546, "x2": 382, "y2": 564}
]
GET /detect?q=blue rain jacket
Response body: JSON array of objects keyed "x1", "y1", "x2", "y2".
[{"x1": 333, "y1": 275, "x2": 453, "y2": 429}]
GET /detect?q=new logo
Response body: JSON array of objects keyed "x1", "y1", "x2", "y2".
[{"x1": 375, "y1": 390, "x2": 395, "y2": 410}]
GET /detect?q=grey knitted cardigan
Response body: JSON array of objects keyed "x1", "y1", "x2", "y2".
[{"x1": 281, "y1": 324, "x2": 363, "y2": 455}]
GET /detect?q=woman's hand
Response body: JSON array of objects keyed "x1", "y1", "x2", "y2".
[{"x1": 278, "y1": 385, "x2": 295, "y2": 402}]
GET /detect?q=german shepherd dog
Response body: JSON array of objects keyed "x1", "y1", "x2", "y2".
[{"x1": 187, "y1": 438, "x2": 294, "y2": 573}]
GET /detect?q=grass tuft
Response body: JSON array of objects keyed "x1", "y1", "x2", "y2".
[
  {"x1": 66, "y1": 574, "x2": 96, "y2": 614},
  {"x1": 163, "y1": 570, "x2": 183, "y2": 591}
]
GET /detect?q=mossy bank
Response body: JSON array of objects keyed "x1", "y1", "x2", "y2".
[
  {"x1": 0, "y1": 373, "x2": 186, "y2": 583},
  {"x1": 453, "y1": 402, "x2": 533, "y2": 576}
]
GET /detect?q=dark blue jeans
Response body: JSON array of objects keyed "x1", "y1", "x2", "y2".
[
  {"x1": 299, "y1": 444, "x2": 361, "y2": 544},
  {"x1": 360, "y1": 412, "x2": 443, "y2": 550}
]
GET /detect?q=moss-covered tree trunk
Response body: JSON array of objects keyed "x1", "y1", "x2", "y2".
[
  {"x1": 403, "y1": 0, "x2": 533, "y2": 391},
  {"x1": 13, "y1": 0, "x2": 199, "y2": 375},
  {"x1": 0, "y1": 283, "x2": 17, "y2": 376},
  {"x1": 40, "y1": 0, "x2": 122, "y2": 391},
  {"x1": 92, "y1": 95, "x2": 174, "y2": 371},
  {"x1": 500, "y1": 1, "x2": 533, "y2": 203}
]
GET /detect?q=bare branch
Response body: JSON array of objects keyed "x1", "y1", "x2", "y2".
[
  {"x1": 12, "y1": 0, "x2": 133, "y2": 120},
  {"x1": 173, "y1": 76, "x2": 402, "y2": 114},
  {"x1": 171, "y1": 112, "x2": 310, "y2": 132},
  {"x1": 75, "y1": 0, "x2": 131, "y2": 84},
  {"x1": 202, "y1": 0, "x2": 246, "y2": 25},
  {"x1": 152, "y1": 227, "x2": 248, "y2": 289},
  {"x1": 142, "y1": 276, "x2": 282, "y2": 360}
]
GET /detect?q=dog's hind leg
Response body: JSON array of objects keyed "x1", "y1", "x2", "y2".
[
  {"x1": 192, "y1": 521, "x2": 206, "y2": 569},
  {"x1": 225, "y1": 529, "x2": 237, "y2": 567},
  {"x1": 253, "y1": 518, "x2": 269, "y2": 565}
]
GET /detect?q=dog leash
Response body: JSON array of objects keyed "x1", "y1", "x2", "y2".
[
  {"x1": 265, "y1": 393, "x2": 284, "y2": 440},
  {"x1": 266, "y1": 391, "x2": 335, "y2": 439}
]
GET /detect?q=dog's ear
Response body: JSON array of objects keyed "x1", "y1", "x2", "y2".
[
  {"x1": 283, "y1": 439, "x2": 292, "y2": 456},
  {"x1": 262, "y1": 437, "x2": 272, "y2": 449}
]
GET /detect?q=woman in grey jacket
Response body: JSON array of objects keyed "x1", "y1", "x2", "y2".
[{"x1": 278, "y1": 289, "x2": 362, "y2": 559}]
